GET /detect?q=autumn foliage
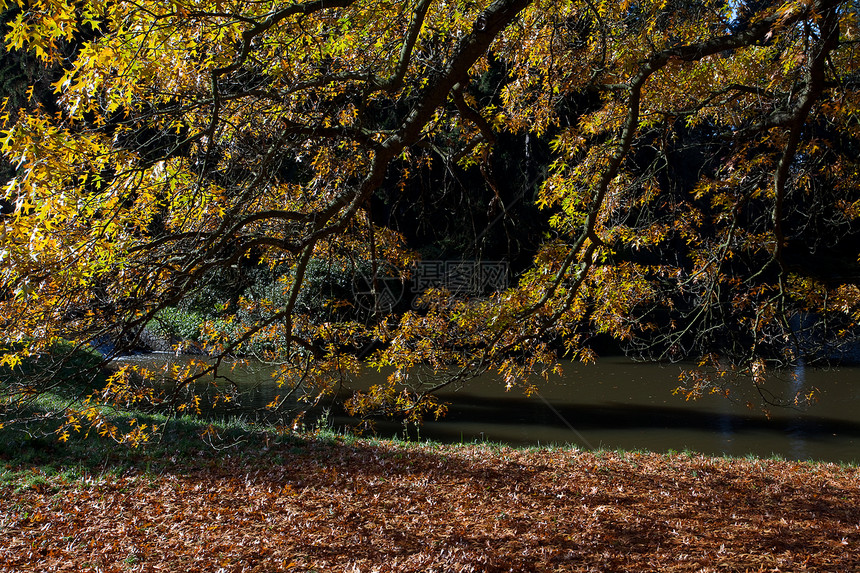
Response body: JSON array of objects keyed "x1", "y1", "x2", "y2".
[{"x1": 1, "y1": 0, "x2": 860, "y2": 439}]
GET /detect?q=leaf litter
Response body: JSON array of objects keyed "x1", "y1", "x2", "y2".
[{"x1": 1, "y1": 439, "x2": 858, "y2": 572}]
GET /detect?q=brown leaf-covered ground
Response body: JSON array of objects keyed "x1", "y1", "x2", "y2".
[{"x1": 2, "y1": 437, "x2": 859, "y2": 572}]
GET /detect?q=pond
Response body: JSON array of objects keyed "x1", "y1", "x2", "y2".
[{"x1": 114, "y1": 354, "x2": 860, "y2": 464}]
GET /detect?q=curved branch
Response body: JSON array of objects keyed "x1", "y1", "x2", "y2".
[
  {"x1": 211, "y1": 0, "x2": 356, "y2": 80},
  {"x1": 372, "y1": 0, "x2": 434, "y2": 92},
  {"x1": 512, "y1": 0, "x2": 816, "y2": 326}
]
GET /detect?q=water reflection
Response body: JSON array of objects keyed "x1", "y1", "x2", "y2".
[
  {"x1": 787, "y1": 360, "x2": 808, "y2": 461},
  {"x1": 113, "y1": 354, "x2": 860, "y2": 464}
]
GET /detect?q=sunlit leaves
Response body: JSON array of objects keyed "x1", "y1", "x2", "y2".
[{"x1": 1, "y1": 0, "x2": 859, "y2": 437}]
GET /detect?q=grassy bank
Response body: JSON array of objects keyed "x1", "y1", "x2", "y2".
[{"x1": 1, "y1": 416, "x2": 859, "y2": 572}]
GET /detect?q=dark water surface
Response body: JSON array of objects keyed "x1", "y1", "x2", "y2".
[{"x1": 115, "y1": 354, "x2": 860, "y2": 464}]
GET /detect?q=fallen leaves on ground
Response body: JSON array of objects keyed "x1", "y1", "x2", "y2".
[{"x1": 2, "y1": 440, "x2": 859, "y2": 572}]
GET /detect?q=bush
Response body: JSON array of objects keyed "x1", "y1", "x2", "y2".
[
  {"x1": 294, "y1": 259, "x2": 357, "y2": 323},
  {"x1": 147, "y1": 307, "x2": 206, "y2": 341},
  {"x1": 0, "y1": 340, "x2": 106, "y2": 403}
]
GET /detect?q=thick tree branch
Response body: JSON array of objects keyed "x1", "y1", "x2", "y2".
[
  {"x1": 372, "y1": 0, "x2": 434, "y2": 92},
  {"x1": 772, "y1": 1, "x2": 840, "y2": 268},
  {"x1": 296, "y1": 0, "x2": 535, "y2": 248}
]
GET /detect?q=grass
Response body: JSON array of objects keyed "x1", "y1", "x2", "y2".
[{"x1": 3, "y1": 398, "x2": 856, "y2": 483}]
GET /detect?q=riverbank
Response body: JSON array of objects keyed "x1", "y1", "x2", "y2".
[{"x1": 2, "y1": 421, "x2": 859, "y2": 572}]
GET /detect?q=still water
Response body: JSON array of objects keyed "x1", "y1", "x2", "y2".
[{"x1": 115, "y1": 354, "x2": 860, "y2": 464}]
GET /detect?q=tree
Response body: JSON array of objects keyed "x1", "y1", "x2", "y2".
[{"x1": 1, "y1": 0, "x2": 858, "y2": 442}]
